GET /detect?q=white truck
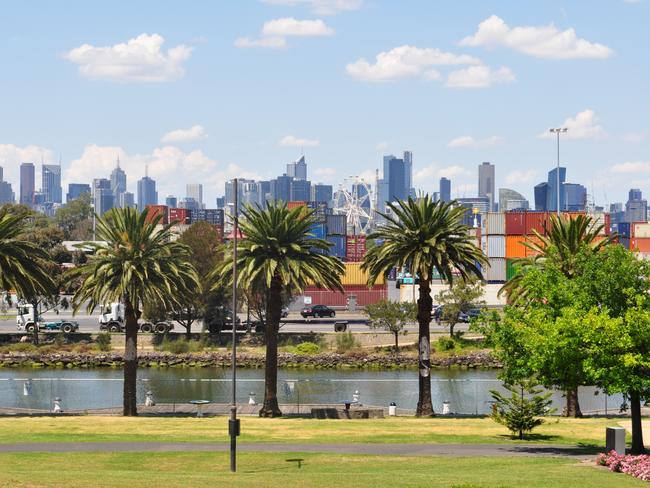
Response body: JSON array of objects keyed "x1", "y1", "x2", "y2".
[
  {"x1": 16, "y1": 304, "x2": 79, "y2": 333},
  {"x1": 99, "y1": 303, "x2": 174, "y2": 334}
]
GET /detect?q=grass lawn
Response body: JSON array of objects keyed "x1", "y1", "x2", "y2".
[
  {"x1": 0, "y1": 452, "x2": 645, "y2": 488},
  {"x1": 0, "y1": 416, "x2": 635, "y2": 446}
]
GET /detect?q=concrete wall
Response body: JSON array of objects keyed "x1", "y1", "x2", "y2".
[{"x1": 398, "y1": 282, "x2": 507, "y2": 307}]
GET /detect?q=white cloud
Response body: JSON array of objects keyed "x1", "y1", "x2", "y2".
[
  {"x1": 62, "y1": 33, "x2": 192, "y2": 83},
  {"x1": 505, "y1": 169, "x2": 538, "y2": 185},
  {"x1": 539, "y1": 109, "x2": 606, "y2": 139},
  {"x1": 376, "y1": 141, "x2": 389, "y2": 151},
  {"x1": 610, "y1": 161, "x2": 650, "y2": 174},
  {"x1": 621, "y1": 132, "x2": 645, "y2": 143},
  {"x1": 346, "y1": 45, "x2": 480, "y2": 82},
  {"x1": 161, "y1": 125, "x2": 207, "y2": 143},
  {"x1": 234, "y1": 36, "x2": 287, "y2": 49},
  {"x1": 279, "y1": 135, "x2": 320, "y2": 147},
  {"x1": 236, "y1": 17, "x2": 334, "y2": 49},
  {"x1": 262, "y1": 0, "x2": 362, "y2": 15},
  {"x1": 447, "y1": 135, "x2": 505, "y2": 148},
  {"x1": 446, "y1": 65, "x2": 515, "y2": 88},
  {"x1": 262, "y1": 17, "x2": 334, "y2": 37},
  {"x1": 460, "y1": 15, "x2": 613, "y2": 60},
  {"x1": 313, "y1": 167, "x2": 336, "y2": 181},
  {"x1": 0, "y1": 144, "x2": 55, "y2": 190},
  {"x1": 414, "y1": 164, "x2": 472, "y2": 185}
]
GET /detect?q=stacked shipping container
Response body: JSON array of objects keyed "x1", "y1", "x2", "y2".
[
  {"x1": 345, "y1": 235, "x2": 366, "y2": 262},
  {"x1": 303, "y1": 263, "x2": 387, "y2": 306},
  {"x1": 481, "y1": 212, "x2": 506, "y2": 282}
]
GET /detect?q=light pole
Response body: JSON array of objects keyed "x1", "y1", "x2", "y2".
[
  {"x1": 230, "y1": 178, "x2": 240, "y2": 472},
  {"x1": 549, "y1": 127, "x2": 568, "y2": 215}
]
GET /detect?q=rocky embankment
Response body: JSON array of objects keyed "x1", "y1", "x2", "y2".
[{"x1": 0, "y1": 351, "x2": 499, "y2": 369}]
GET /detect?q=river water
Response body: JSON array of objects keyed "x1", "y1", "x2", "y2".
[{"x1": 0, "y1": 367, "x2": 624, "y2": 415}]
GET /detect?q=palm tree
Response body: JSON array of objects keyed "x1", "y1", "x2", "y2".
[
  {"x1": 0, "y1": 209, "x2": 56, "y2": 298},
  {"x1": 500, "y1": 214, "x2": 616, "y2": 417},
  {"x1": 362, "y1": 196, "x2": 486, "y2": 416},
  {"x1": 72, "y1": 207, "x2": 199, "y2": 416},
  {"x1": 217, "y1": 203, "x2": 344, "y2": 417}
]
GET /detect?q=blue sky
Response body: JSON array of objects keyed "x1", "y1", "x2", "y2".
[{"x1": 0, "y1": 0, "x2": 648, "y2": 206}]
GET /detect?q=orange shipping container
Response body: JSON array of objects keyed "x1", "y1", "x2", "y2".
[
  {"x1": 630, "y1": 238, "x2": 650, "y2": 253},
  {"x1": 506, "y1": 235, "x2": 543, "y2": 258},
  {"x1": 287, "y1": 201, "x2": 307, "y2": 210}
]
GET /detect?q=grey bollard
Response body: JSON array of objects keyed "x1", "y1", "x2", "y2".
[{"x1": 605, "y1": 427, "x2": 626, "y2": 454}]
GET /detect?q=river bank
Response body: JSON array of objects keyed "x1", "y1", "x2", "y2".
[{"x1": 0, "y1": 350, "x2": 499, "y2": 369}]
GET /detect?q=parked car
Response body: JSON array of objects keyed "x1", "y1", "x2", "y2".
[
  {"x1": 434, "y1": 306, "x2": 484, "y2": 324},
  {"x1": 300, "y1": 304, "x2": 335, "y2": 318}
]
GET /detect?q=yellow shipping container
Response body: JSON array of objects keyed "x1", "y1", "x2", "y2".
[{"x1": 341, "y1": 262, "x2": 385, "y2": 286}]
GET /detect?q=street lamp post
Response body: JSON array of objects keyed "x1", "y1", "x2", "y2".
[
  {"x1": 230, "y1": 178, "x2": 240, "y2": 472},
  {"x1": 549, "y1": 127, "x2": 568, "y2": 215}
]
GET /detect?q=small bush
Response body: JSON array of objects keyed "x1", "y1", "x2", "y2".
[
  {"x1": 4, "y1": 342, "x2": 36, "y2": 353},
  {"x1": 156, "y1": 337, "x2": 203, "y2": 354},
  {"x1": 95, "y1": 333, "x2": 112, "y2": 352},
  {"x1": 437, "y1": 336, "x2": 456, "y2": 351},
  {"x1": 335, "y1": 331, "x2": 360, "y2": 353},
  {"x1": 288, "y1": 342, "x2": 320, "y2": 355}
]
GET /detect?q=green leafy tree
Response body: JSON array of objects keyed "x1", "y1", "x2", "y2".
[
  {"x1": 362, "y1": 196, "x2": 486, "y2": 416},
  {"x1": 435, "y1": 278, "x2": 485, "y2": 337},
  {"x1": 364, "y1": 300, "x2": 416, "y2": 353},
  {"x1": 216, "y1": 203, "x2": 344, "y2": 417},
  {"x1": 490, "y1": 381, "x2": 555, "y2": 440},
  {"x1": 54, "y1": 193, "x2": 93, "y2": 240},
  {"x1": 71, "y1": 207, "x2": 199, "y2": 416}
]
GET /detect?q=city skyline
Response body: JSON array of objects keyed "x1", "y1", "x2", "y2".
[{"x1": 0, "y1": 1, "x2": 648, "y2": 206}]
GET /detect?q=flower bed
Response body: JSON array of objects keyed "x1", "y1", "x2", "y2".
[{"x1": 597, "y1": 451, "x2": 650, "y2": 482}]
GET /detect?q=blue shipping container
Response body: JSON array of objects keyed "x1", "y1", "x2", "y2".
[
  {"x1": 325, "y1": 214, "x2": 347, "y2": 235},
  {"x1": 308, "y1": 223, "x2": 326, "y2": 239},
  {"x1": 326, "y1": 235, "x2": 346, "y2": 258},
  {"x1": 618, "y1": 222, "x2": 631, "y2": 238}
]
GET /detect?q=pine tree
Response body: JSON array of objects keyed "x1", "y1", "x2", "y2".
[{"x1": 490, "y1": 381, "x2": 555, "y2": 439}]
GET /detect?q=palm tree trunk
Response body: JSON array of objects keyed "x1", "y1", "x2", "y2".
[
  {"x1": 123, "y1": 299, "x2": 138, "y2": 416},
  {"x1": 563, "y1": 388, "x2": 582, "y2": 418},
  {"x1": 416, "y1": 279, "x2": 434, "y2": 417},
  {"x1": 259, "y1": 277, "x2": 282, "y2": 417},
  {"x1": 630, "y1": 390, "x2": 646, "y2": 454}
]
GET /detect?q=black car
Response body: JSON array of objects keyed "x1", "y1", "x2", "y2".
[
  {"x1": 300, "y1": 304, "x2": 335, "y2": 318},
  {"x1": 434, "y1": 306, "x2": 484, "y2": 324}
]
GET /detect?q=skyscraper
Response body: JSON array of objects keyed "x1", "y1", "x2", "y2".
[
  {"x1": 564, "y1": 183, "x2": 587, "y2": 211},
  {"x1": 625, "y1": 189, "x2": 647, "y2": 223},
  {"x1": 498, "y1": 188, "x2": 529, "y2": 211},
  {"x1": 165, "y1": 195, "x2": 178, "y2": 208},
  {"x1": 547, "y1": 167, "x2": 566, "y2": 212},
  {"x1": 0, "y1": 167, "x2": 14, "y2": 204},
  {"x1": 186, "y1": 184, "x2": 203, "y2": 208},
  {"x1": 439, "y1": 178, "x2": 451, "y2": 203},
  {"x1": 290, "y1": 179, "x2": 311, "y2": 201},
  {"x1": 110, "y1": 158, "x2": 127, "y2": 206},
  {"x1": 120, "y1": 192, "x2": 135, "y2": 208},
  {"x1": 137, "y1": 174, "x2": 158, "y2": 209},
  {"x1": 67, "y1": 183, "x2": 91, "y2": 202},
  {"x1": 311, "y1": 183, "x2": 333, "y2": 204},
  {"x1": 286, "y1": 155, "x2": 307, "y2": 180},
  {"x1": 382, "y1": 155, "x2": 406, "y2": 203},
  {"x1": 478, "y1": 162, "x2": 495, "y2": 211},
  {"x1": 92, "y1": 178, "x2": 114, "y2": 216},
  {"x1": 42, "y1": 163, "x2": 62, "y2": 204},
  {"x1": 20, "y1": 162, "x2": 35, "y2": 206},
  {"x1": 403, "y1": 151, "x2": 414, "y2": 197},
  {"x1": 270, "y1": 175, "x2": 292, "y2": 203}
]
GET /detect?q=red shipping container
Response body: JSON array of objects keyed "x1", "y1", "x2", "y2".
[
  {"x1": 145, "y1": 205, "x2": 168, "y2": 224},
  {"x1": 524, "y1": 212, "x2": 552, "y2": 236},
  {"x1": 169, "y1": 208, "x2": 190, "y2": 225},
  {"x1": 345, "y1": 235, "x2": 366, "y2": 262},
  {"x1": 303, "y1": 284, "x2": 387, "y2": 307},
  {"x1": 287, "y1": 201, "x2": 307, "y2": 210},
  {"x1": 505, "y1": 212, "x2": 526, "y2": 235},
  {"x1": 631, "y1": 238, "x2": 650, "y2": 253}
]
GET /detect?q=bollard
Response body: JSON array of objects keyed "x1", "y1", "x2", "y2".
[
  {"x1": 388, "y1": 402, "x2": 397, "y2": 416},
  {"x1": 605, "y1": 427, "x2": 626, "y2": 454},
  {"x1": 442, "y1": 401, "x2": 451, "y2": 415},
  {"x1": 145, "y1": 391, "x2": 155, "y2": 407},
  {"x1": 248, "y1": 392, "x2": 257, "y2": 405},
  {"x1": 352, "y1": 390, "x2": 360, "y2": 404},
  {"x1": 53, "y1": 397, "x2": 63, "y2": 414},
  {"x1": 23, "y1": 380, "x2": 33, "y2": 396}
]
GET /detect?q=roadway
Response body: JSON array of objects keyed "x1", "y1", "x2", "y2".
[{"x1": 0, "y1": 311, "x2": 470, "y2": 335}]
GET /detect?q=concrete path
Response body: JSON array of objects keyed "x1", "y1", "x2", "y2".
[{"x1": 0, "y1": 442, "x2": 600, "y2": 458}]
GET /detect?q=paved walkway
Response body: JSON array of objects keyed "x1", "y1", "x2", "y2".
[{"x1": 0, "y1": 442, "x2": 600, "y2": 458}]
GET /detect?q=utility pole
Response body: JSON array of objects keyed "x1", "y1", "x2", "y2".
[
  {"x1": 230, "y1": 178, "x2": 240, "y2": 472},
  {"x1": 549, "y1": 128, "x2": 568, "y2": 215}
]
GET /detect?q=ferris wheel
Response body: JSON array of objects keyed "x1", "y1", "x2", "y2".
[{"x1": 333, "y1": 176, "x2": 375, "y2": 235}]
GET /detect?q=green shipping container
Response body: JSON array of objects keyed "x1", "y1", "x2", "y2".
[{"x1": 506, "y1": 259, "x2": 518, "y2": 281}]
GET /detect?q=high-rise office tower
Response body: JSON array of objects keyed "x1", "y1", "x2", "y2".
[
  {"x1": 382, "y1": 155, "x2": 406, "y2": 203},
  {"x1": 498, "y1": 188, "x2": 529, "y2": 211},
  {"x1": 270, "y1": 175, "x2": 292, "y2": 203},
  {"x1": 120, "y1": 192, "x2": 135, "y2": 208},
  {"x1": 478, "y1": 162, "x2": 495, "y2": 211},
  {"x1": 439, "y1": 177, "x2": 451, "y2": 203},
  {"x1": 290, "y1": 179, "x2": 311, "y2": 202},
  {"x1": 564, "y1": 183, "x2": 587, "y2": 211},
  {"x1": 256, "y1": 181, "x2": 272, "y2": 206},
  {"x1": 165, "y1": 195, "x2": 178, "y2": 208},
  {"x1": 20, "y1": 162, "x2": 35, "y2": 206},
  {"x1": 110, "y1": 157, "x2": 127, "y2": 205},
  {"x1": 186, "y1": 184, "x2": 203, "y2": 208},
  {"x1": 92, "y1": 178, "x2": 114, "y2": 216},
  {"x1": 42, "y1": 163, "x2": 62, "y2": 204},
  {"x1": 403, "y1": 151, "x2": 414, "y2": 197},
  {"x1": 311, "y1": 183, "x2": 333, "y2": 204},
  {"x1": 546, "y1": 167, "x2": 566, "y2": 212},
  {"x1": 137, "y1": 171, "x2": 158, "y2": 209},
  {"x1": 625, "y1": 189, "x2": 647, "y2": 223},
  {"x1": 0, "y1": 167, "x2": 14, "y2": 204},
  {"x1": 286, "y1": 155, "x2": 307, "y2": 180},
  {"x1": 67, "y1": 183, "x2": 91, "y2": 202}
]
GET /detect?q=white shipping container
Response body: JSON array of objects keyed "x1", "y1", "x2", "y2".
[
  {"x1": 636, "y1": 252, "x2": 650, "y2": 261},
  {"x1": 481, "y1": 212, "x2": 506, "y2": 235},
  {"x1": 481, "y1": 235, "x2": 505, "y2": 258},
  {"x1": 485, "y1": 257, "x2": 507, "y2": 282},
  {"x1": 633, "y1": 223, "x2": 650, "y2": 239}
]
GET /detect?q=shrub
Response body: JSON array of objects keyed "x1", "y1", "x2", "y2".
[
  {"x1": 95, "y1": 333, "x2": 112, "y2": 352},
  {"x1": 437, "y1": 336, "x2": 456, "y2": 351},
  {"x1": 335, "y1": 331, "x2": 360, "y2": 353},
  {"x1": 597, "y1": 451, "x2": 650, "y2": 481},
  {"x1": 490, "y1": 381, "x2": 555, "y2": 439},
  {"x1": 156, "y1": 337, "x2": 203, "y2": 354},
  {"x1": 289, "y1": 342, "x2": 320, "y2": 355},
  {"x1": 4, "y1": 342, "x2": 36, "y2": 353}
]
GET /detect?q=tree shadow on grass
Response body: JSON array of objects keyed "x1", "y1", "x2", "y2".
[{"x1": 495, "y1": 433, "x2": 562, "y2": 443}]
